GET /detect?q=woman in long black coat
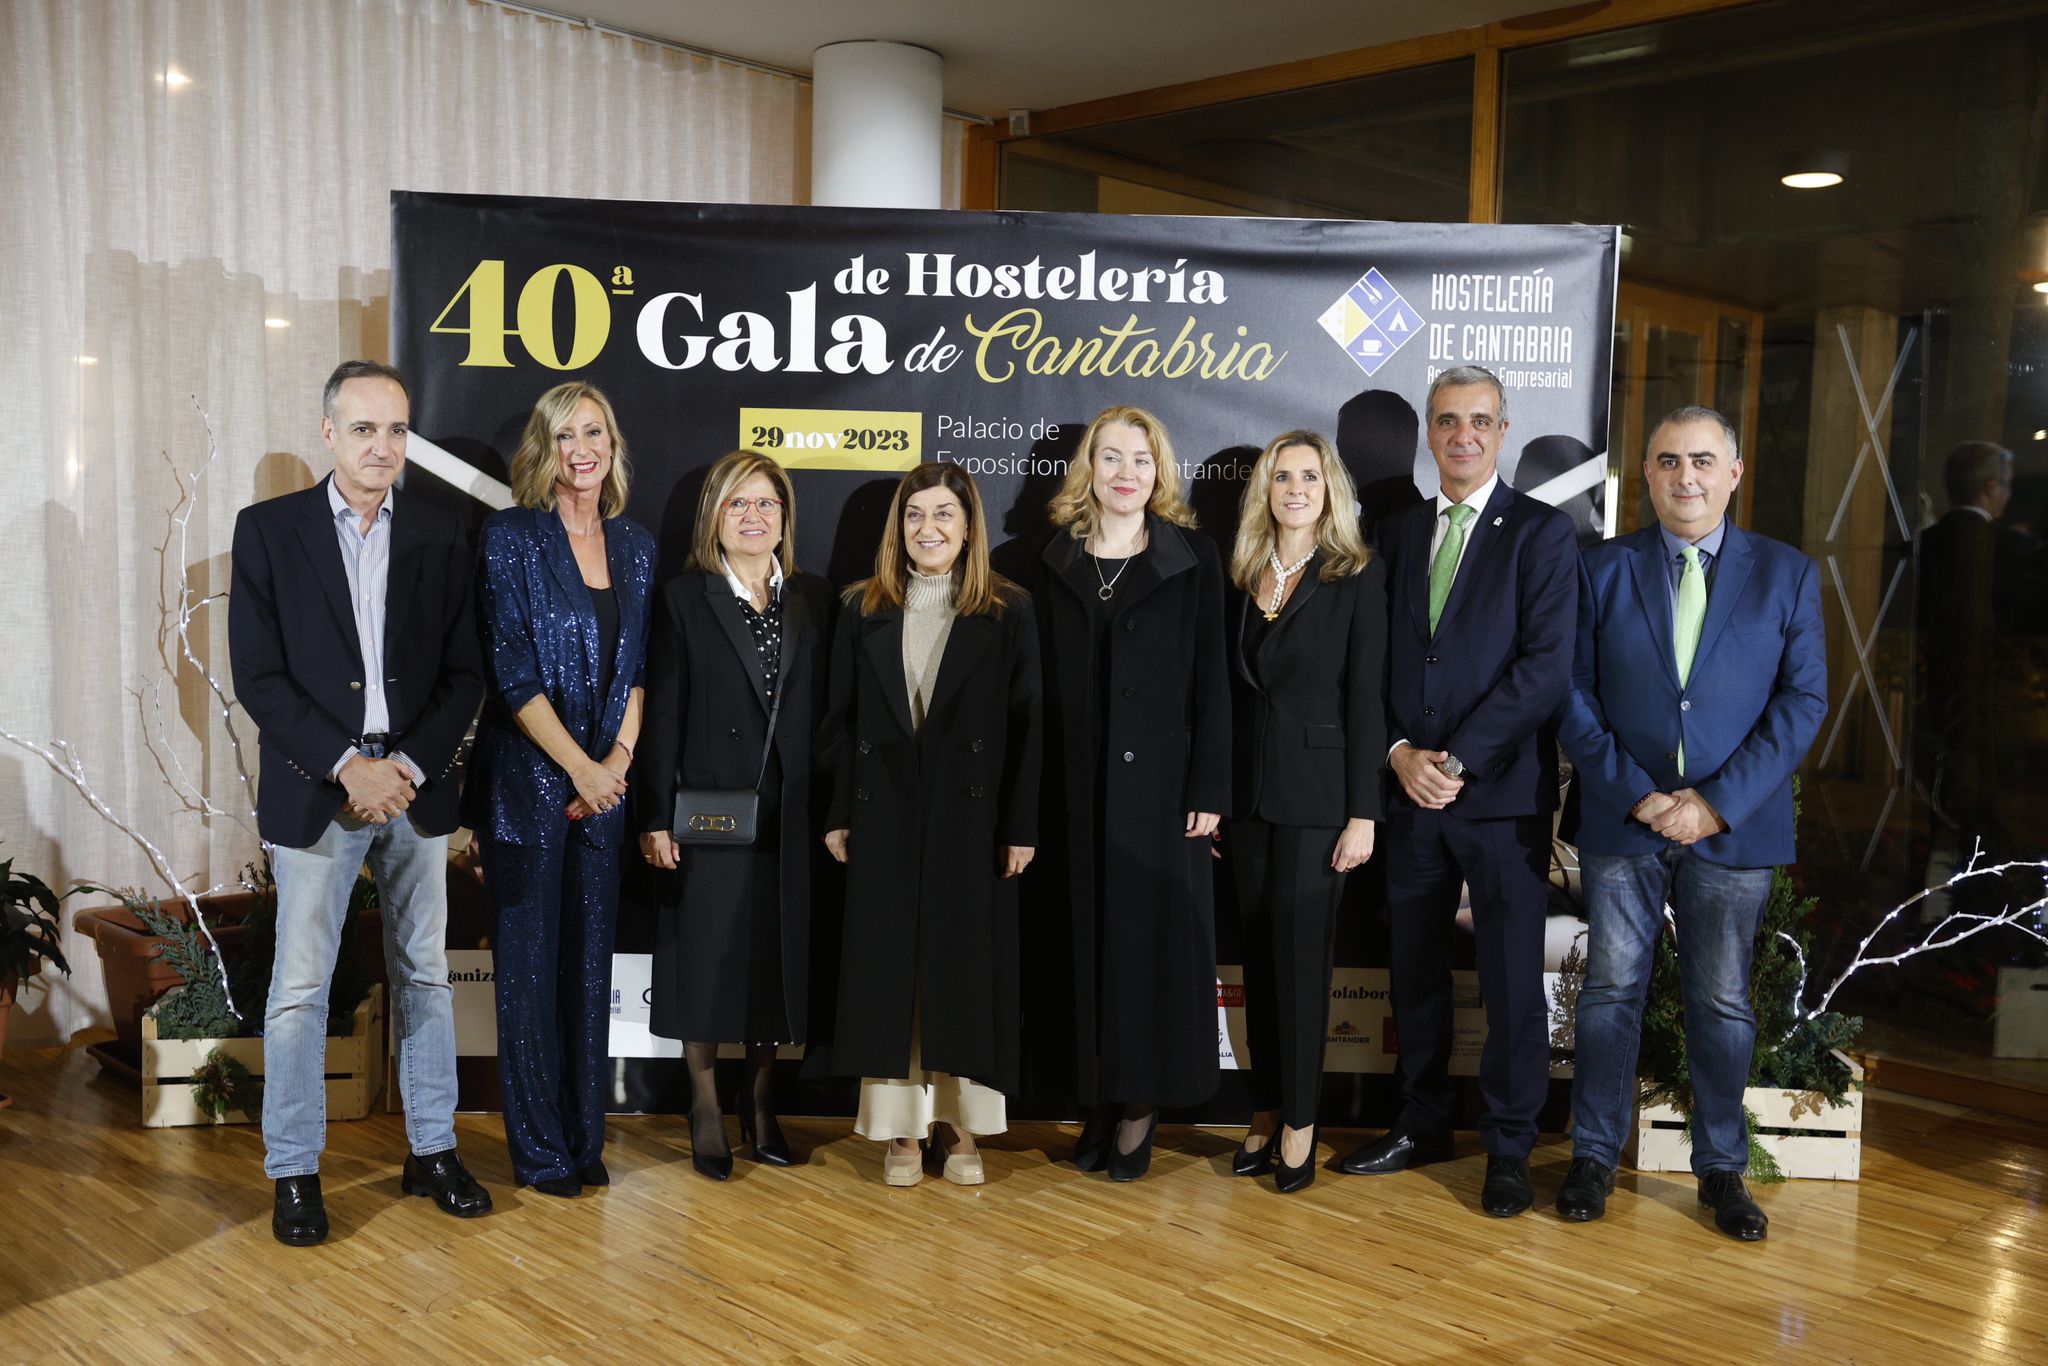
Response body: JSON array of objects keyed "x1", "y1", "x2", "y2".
[
  {"x1": 1223, "y1": 430, "x2": 1386, "y2": 1194},
  {"x1": 1030, "y1": 404, "x2": 1231, "y2": 1182},
  {"x1": 634, "y1": 450, "x2": 832, "y2": 1180},
  {"x1": 815, "y1": 461, "x2": 1041, "y2": 1189}
]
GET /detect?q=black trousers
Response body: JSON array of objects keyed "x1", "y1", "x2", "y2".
[
  {"x1": 1228, "y1": 818, "x2": 1347, "y2": 1129},
  {"x1": 1384, "y1": 807, "x2": 1551, "y2": 1159}
]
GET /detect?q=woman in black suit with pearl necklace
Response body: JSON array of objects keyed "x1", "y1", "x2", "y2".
[{"x1": 1223, "y1": 428, "x2": 1387, "y2": 1193}]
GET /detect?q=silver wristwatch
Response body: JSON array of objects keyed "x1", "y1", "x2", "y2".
[{"x1": 1441, "y1": 753, "x2": 1467, "y2": 778}]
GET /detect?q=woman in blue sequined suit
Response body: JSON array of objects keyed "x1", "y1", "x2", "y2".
[{"x1": 467, "y1": 382, "x2": 655, "y2": 1198}]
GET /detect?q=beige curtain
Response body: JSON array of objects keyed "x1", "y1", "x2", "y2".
[{"x1": 2, "y1": 0, "x2": 960, "y2": 1044}]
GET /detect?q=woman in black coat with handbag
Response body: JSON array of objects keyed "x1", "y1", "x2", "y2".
[
  {"x1": 1223, "y1": 429, "x2": 1386, "y2": 1193},
  {"x1": 634, "y1": 450, "x2": 832, "y2": 1180},
  {"x1": 1031, "y1": 404, "x2": 1232, "y2": 1181},
  {"x1": 815, "y1": 461, "x2": 1042, "y2": 1189}
]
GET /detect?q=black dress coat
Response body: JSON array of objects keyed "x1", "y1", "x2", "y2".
[
  {"x1": 810, "y1": 587, "x2": 1043, "y2": 1092},
  {"x1": 1029, "y1": 518, "x2": 1232, "y2": 1108},
  {"x1": 1229, "y1": 553, "x2": 1390, "y2": 827},
  {"x1": 632, "y1": 569, "x2": 833, "y2": 1043}
]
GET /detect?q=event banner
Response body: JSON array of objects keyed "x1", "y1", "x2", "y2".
[
  {"x1": 389, "y1": 193, "x2": 1615, "y2": 1113},
  {"x1": 391, "y1": 192, "x2": 1619, "y2": 573}
]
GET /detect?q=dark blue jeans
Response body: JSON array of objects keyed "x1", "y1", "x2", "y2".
[{"x1": 1570, "y1": 845, "x2": 1773, "y2": 1176}]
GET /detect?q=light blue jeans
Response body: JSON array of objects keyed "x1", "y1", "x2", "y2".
[
  {"x1": 1570, "y1": 846, "x2": 1774, "y2": 1177},
  {"x1": 263, "y1": 814, "x2": 457, "y2": 1178}
]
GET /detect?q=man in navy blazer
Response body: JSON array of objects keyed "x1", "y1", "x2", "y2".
[
  {"x1": 1554, "y1": 405, "x2": 1827, "y2": 1241},
  {"x1": 229, "y1": 360, "x2": 490, "y2": 1246},
  {"x1": 1338, "y1": 365, "x2": 1578, "y2": 1219}
]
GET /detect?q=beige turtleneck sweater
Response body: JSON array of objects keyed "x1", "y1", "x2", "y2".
[{"x1": 902, "y1": 569, "x2": 957, "y2": 733}]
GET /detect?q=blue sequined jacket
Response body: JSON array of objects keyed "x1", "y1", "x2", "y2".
[{"x1": 466, "y1": 506, "x2": 656, "y2": 848}]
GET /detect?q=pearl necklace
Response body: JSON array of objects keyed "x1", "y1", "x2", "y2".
[{"x1": 1265, "y1": 546, "x2": 1315, "y2": 620}]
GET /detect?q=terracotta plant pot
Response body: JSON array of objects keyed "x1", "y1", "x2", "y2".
[{"x1": 73, "y1": 892, "x2": 260, "y2": 1072}]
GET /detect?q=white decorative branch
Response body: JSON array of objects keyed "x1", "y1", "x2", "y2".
[
  {"x1": 1805, "y1": 840, "x2": 2048, "y2": 1020},
  {"x1": 0, "y1": 730, "x2": 240, "y2": 1019}
]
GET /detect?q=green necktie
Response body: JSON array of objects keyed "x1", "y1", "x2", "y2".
[
  {"x1": 1674, "y1": 544, "x2": 1706, "y2": 775},
  {"x1": 1427, "y1": 503, "x2": 1476, "y2": 634}
]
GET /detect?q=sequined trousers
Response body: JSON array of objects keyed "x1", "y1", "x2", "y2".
[{"x1": 479, "y1": 825, "x2": 621, "y2": 1185}]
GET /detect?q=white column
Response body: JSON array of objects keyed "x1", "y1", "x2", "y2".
[{"x1": 811, "y1": 41, "x2": 942, "y2": 210}]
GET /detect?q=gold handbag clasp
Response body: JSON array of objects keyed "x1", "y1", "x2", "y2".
[{"x1": 687, "y1": 813, "x2": 738, "y2": 833}]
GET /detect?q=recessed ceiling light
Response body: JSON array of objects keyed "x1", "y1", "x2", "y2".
[
  {"x1": 2033, "y1": 282, "x2": 2048, "y2": 295},
  {"x1": 158, "y1": 68, "x2": 192, "y2": 88},
  {"x1": 76, "y1": 355, "x2": 98, "y2": 365},
  {"x1": 1780, "y1": 152, "x2": 1848, "y2": 190},
  {"x1": 264, "y1": 317, "x2": 291, "y2": 329},
  {"x1": 2035, "y1": 430, "x2": 2047, "y2": 441}
]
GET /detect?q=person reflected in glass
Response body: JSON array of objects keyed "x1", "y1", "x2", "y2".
[
  {"x1": 1030, "y1": 404, "x2": 1231, "y2": 1181},
  {"x1": 634, "y1": 451, "x2": 833, "y2": 1180},
  {"x1": 469, "y1": 382, "x2": 654, "y2": 1198},
  {"x1": 1223, "y1": 430, "x2": 1386, "y2": 1193},
  {"x1": 814, "y1": 463, "x2": 1041, "y2": 1188}
]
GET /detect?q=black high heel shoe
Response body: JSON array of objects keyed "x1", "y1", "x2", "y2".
[
  {"x1": 690, "y1": 1110, "x2": 733, "y2": 1182},
  {"x1": 1232, "y1": 1133, "x2": 1276, "y2": 1178},
  {"x1": 741, "y1": 1111, "x2": 795, "y2": 1167},
  {"x1": 1274, "y1": 1125, "x2": 1318, "y2": 1195},
  {"x1": 1072, "y1": 1105, "x2": 1116, "y2": 1172},
  {"x1": 1107, "y1": 1111, "x2": 1159, "y2": 1183}
]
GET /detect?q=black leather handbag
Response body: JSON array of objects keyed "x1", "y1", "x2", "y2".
[{"x1": 671, "y1": 686, "x2": 782, "y2": 846}]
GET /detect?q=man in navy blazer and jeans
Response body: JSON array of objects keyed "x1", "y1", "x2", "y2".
[
  {"x1": 1339, "y1": 365, "x2": 1577, "y2": 1218},
  {"x1": 229, "y1": 360, "x2": 490, "y2": 1245},
  {"x1": 1555, "y1": 405, "x2": 1827, "y2": 1241}
]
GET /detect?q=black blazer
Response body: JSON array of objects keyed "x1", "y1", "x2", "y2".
[
  {"x1": 228, "y1": 476, "x2": 484, "y2": 848},
  {"x1": 1381, "y1": 479, "x2": 1577, "y2": 820},
  {"x1": 632, "y1": 568, "x2": 834, "y2": 836},
  {"x1": 1229, "y1": 553, "x2": 1390, "y2": 827}
]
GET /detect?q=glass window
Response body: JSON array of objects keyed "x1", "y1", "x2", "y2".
[
  {"x1": 1003, "y1": 60, "x2": 1475, "y2": 220},
  {"x1": 1506, "y1": 0, "x2": 2048, "y2": 1072}
]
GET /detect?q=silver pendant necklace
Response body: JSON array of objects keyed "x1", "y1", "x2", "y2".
[
  {"x1": 1265, "y1": 546, "x2": 1315, "y2": 620},
  {"x1": 1092, "y1": 552, "x2": 1132, "y2": 601}
]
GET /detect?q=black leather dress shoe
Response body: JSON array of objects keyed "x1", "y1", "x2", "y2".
[
  {"x1": 401, "y1": 1150, "x2": 493, "y2": 1218},
  {"x1": 272, "y1": 1175, "x2": 328, "y2": 1246},
  {"x1": 1481, "y1": 1155, "x2": 1534, "y2": 1217},
  {"x1": 530, "y1": 1175, "x2": 582, "y2": 1199},
  {"x1": 1699, "y1": 1172, "x2": 1768, "y2": 1241},
  {"x1": 1231, "y1": 1135, "x2": 1276, "y2": 1178},
  {"x1": 1555, "y1": 1157, "x2": 1615, "y2": 1222},
  {"x1": 1338, "y1": 1129, "x2": 1453, "y2": 1175},
  {"x1": 578, "y1": 1159, "x2": 610, "y2": 1187},
  {"x1": 1273, "y1": 1126, "x2": 1318, "y2": 1195}
]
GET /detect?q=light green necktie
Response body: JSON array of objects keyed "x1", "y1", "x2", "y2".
[
  {"x1": 1674, "y1": 544, "x2": 1706, "y2": 775},
  {"x1": 1427, "y1": 503, "x2": 1476, "y2": 634}
]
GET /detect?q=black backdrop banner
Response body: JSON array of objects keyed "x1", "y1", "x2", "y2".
[{"x1": 390, "y1": 191, "x2": 1617, "y2": 1119}]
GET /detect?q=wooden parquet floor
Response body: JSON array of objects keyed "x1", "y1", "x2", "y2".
[{"x1": 1, "y1": 1040, "x2": 2043, "y2": 1364}]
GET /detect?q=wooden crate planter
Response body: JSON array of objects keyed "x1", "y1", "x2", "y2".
[
  {"x1": 1629, "y1": 1051, "x2": 1863, "y2": 1180},
  {"x1": 140, "y1": 985, "x2": 383, "y2": 1128}
]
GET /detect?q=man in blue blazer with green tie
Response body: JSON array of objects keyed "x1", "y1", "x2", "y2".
[
  {"x1": 1555, "y1": 405, "x2": 1827, "y2": 1241},
  {"x1": 1339, "y1": 365, "x2": 1578, "y2": 1219}
]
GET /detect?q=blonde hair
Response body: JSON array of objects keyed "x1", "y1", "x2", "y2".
[
  {"x1": 509, "y1": 382, "x2": 631, "y2": 517},
  {"x1": 1228, "y1": 429, "x2": 1373, "y2": 592},
  {"x1": 1047, "y1": 404, "x2": 1198, "y2": 539},
  {"x1": 684, "y1": 450, "x2": 796, "y2": 574},
  {"x1": 853, "y1": 462, "x2": 1013, "y2": 618}
]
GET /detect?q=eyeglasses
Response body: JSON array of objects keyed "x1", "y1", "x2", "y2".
[{"x1": 723, "y1": 497, "x2": 785, "y2": 516}]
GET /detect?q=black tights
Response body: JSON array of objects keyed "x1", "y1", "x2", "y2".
[{"x1": 684, "y1": 1042, "x2": 783, "y2": 1158}]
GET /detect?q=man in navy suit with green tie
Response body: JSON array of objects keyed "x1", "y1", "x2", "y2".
[
  {"x1": 1339, "y1": 365, "x2": 1578, "y2": 1219},
  {"x1": 1555, "y1": 405, "x2": 1827, "y2": 1241}
]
